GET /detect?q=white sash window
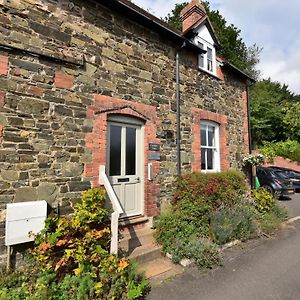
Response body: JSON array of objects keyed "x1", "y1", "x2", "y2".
[{"x1": 200, "y1": 121, "x2": 220, "y2": 172}]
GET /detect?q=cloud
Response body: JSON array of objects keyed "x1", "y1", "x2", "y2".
[{"x1": 133, "y1": 0, "x2": 300, "y2": 94}]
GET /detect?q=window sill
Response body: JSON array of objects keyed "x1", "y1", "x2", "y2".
[
  {"x1": 201, "y1": 169, "x2": 220, "y2": 173},
  {"x1": 198, "y1": 67, "x2": 222, "y2": 81}
]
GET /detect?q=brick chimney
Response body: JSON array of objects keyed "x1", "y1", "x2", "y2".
[{"x1": 180, "y1": 0, "x2": 206, "y2": 33}]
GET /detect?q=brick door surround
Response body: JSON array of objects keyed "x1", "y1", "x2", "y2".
[{"x1": 85, "y1": 95, "x2": 160, "y2": 217}]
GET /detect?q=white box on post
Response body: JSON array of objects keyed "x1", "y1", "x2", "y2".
[{"x1": 5, "y1": 200, "x2": 48, "y2": 246}]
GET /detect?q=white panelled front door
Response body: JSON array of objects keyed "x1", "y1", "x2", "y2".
[{"x1": 107, "y1": 117, "x2": 144, "y2": 217}]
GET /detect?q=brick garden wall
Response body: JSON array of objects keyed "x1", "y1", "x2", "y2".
[
  {"x1": 264, "y1": 156, "x2": 300, "y2": 172},
  {"x1": 0, "y1": 0, "x2": 249, "y2": 260}
]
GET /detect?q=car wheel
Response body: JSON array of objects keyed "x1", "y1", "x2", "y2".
[{"x1": 262, "y1": 185, "x2": 275, "y2": 196}]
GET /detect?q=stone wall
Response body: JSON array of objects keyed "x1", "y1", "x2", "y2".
[{"x1": 0, "y1": 0, "x2": 249, "y2": 258}]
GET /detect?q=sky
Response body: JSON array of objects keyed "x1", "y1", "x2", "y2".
[{"x1": 132, "y1": 0, "x2": 300, "y2": 94}]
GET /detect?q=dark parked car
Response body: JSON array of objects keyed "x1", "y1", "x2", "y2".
[
  {"x1": 256, "y1": 166, "x2": 295, "y2": 198},
  {"x1": 268, "y1": 166, "x2": 300, "y2": 191}
]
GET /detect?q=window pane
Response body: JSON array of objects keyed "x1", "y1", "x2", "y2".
[
  {"x1": 207, "y1": 47, "x2": 212, "y2": 59},
  {"x1": 109, "y1": 125, "x2": 122, "y2": 176},
  {"x1": 126, "y1": 127, "x2": 136, "y2": 175},
  {"x1": 199, "y1": 54, "x2": 204, "y2": 68},
  {"x1": 208, "y1": 126, "x2": 215, "y2": 147},
  {"x1": 207, "y1": 149, "x2": 213, "y2": 170},
  {"x1": 198, "y1": 43, "x2": 204, "y2": 68},
  {"x1": 201, "y1": 126, "x2": 207, "y2": 146},
  {"x1": 201, "y1": 148, "x2": 206, "y2": 170},
  {"x1": 207, "y1": 48, "x2": 213, "y2": 71}
]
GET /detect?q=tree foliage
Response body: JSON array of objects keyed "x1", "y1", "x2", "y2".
[
  {"x1": 250, "y1": 79, "x2": 299, "y2": 146},
  {"x1": 282, "y1": 102, "x2": 300, "y2": 141},
  {"x1": 164, "y1": 1, "x2": 261, "y2": 79}
]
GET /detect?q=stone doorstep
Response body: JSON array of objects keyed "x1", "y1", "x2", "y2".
[
  {"x1": 117, "y1": 216, "x2": 183, "y2": 281},
  {"x1": 138, "y1": 257, "x2": 184, "y2": 284},
  {"x1": 119, "y1": 227, "x2": 155, "y2": 252},
  {"x1": 129, "y1": 243, "x2": 162, "y2": 264},
  {"x1": 118, "y1": 215, "x2": 150, "y2": 233}
]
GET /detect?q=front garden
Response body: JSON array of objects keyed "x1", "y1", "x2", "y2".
[
  {"x1": 155, "y1": 170, "x2": 288, "y2": 268},
  {"x1": 0, "y1": 170, "x2": 288, "y2": 299},
  {"x1": 0, "y1": 189, "x2": 148, "y2": 300}
]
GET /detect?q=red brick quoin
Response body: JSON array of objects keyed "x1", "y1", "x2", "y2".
[
  {"x1": 192, "y1": 108, "x2": 229, "y2": 172},
  {"x1": 0, "y1": 55, "x2": 8, "y2": 76},
  {"x1": 0, "y1": 91, "x2": 5, "y2": 144},
  {"x1": 85, "y1": 95, "x2": 160, "y2": 217},
  {"x1": 54, "y1": 71, "x2": 74, "y2": 89}
]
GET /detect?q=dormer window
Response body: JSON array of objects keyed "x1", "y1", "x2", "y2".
[
  {"x1": 180, "y1": 1, "x2": 220, "y2": 77},
  {"x1": 197, "y1": 39, "x2": 216, "y2": 75}
]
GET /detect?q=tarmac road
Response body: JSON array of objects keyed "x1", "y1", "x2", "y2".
[{"x1": 149, "y1": 193, "x2": 300, "y2": 300}]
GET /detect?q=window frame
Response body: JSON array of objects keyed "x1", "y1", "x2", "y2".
[
  {"x1": 200, "y1": 120, "x2": 220, "y2": 173},
  {"x1": 207, "y1": 47, "x2": 213, "y2": 72},
  {"x1": 196, "y1": 39, "x2": 216, "y2": 75}
]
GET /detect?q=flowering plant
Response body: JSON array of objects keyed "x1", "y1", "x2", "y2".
[{"x1": 242, "y1": 153, "x2": 264, "y2": 166}]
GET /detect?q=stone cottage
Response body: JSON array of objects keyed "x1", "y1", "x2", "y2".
[{"x1": 0, "y1": 0, "x2": 252, "y2": 262}]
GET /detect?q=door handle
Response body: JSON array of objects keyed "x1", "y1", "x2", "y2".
[{"x1": 135, "y1": 177, "x2": 140, "y2": 182}]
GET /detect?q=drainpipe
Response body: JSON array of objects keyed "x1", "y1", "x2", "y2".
[
  {"x1": 176, "y1": 50, "x2": 181, "y2": 177},
  {"x1": 246, "y1": 82, "x2": 252, "y2": 155},
  {"x1": 176, "y1": 42, "x2": 186, "y2": 177},
  {"x1": 246, "y1": 81, "x2": 255, "y2": 188}
]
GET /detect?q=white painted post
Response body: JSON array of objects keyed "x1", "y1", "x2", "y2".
[
  {"x1": 110, "y1": 211, "x2": 120, "y2": 255},
  {"x1": 99, "y1": 165, "x2": 124, "y2": 255}
]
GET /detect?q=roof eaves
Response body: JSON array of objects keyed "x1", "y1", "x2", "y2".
[
  {"x1": 221, "y1": 61, "x2": 255, "y2": 83},
  {"x1": 100, "y1": 0, "x2": 205, "y2": 54}
]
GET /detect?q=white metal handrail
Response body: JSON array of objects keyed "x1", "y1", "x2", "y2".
[{"x1": 99, "y1": 165, "x2": 124, "y2": 254}]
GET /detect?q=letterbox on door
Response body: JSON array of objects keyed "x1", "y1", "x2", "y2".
[{"x1": 5, "y1": 201, "x2": 47, "y2": 246}]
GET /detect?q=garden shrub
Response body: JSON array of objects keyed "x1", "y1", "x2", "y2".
[
  {"x1": 0, "y1": 188, "x2": 148, "y2": 300},
  {"x1": 155, "y1": 170, "x2": 288, "y2": 269},
  {"x1": 210, "y1": 205, "x2": 258, "y2": 245},
  {"x1": 156, "y1": 170, "x2": 249, "y2": 268},
  {"x1": 251, "y1": 188, "x2": 288, "y2": 234},
  {"x1": 172, "y1": 237, "x2": 221, "y2": 268},
  {"x1": 155, "y1": 208, "x2": 210, "y2": 255},
  {"x1": 252, "y1": 188, "x2": 276, "y2": 213},
  {"x1": 173, "y1": 170, "x2": 247, "y2": 209},
  {"x1": 258, "y1": 204, "x2": 288, "y2": 234},
  {"x1": 260, "y1": 140, "x2": 300, "y2": 163}
]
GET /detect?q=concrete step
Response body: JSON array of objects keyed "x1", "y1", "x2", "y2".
[
  {"x1": 138, "y1": 257, "x2": 184, "y2": 283},
  {"x1": 119, "y1": 227, "x2": 155, "y2": 252},
  {"x1": 129, "y1": 243, "x2": 163, "y2": 264},
  {"x1": 119, "y1": 216, "x2": 151, "y2": 235}
]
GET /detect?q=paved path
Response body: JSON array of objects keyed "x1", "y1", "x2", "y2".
[
  {"x1": 149, "y1": 193, "x2": 300, "y2": 300},
  {"x1": 279, "y1": 192, "x2": 300, "y2": 218}
]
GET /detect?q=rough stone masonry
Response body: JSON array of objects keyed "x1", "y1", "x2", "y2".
[{"x1": 0, "y1": 0, "x2": 249, "y2": 262}]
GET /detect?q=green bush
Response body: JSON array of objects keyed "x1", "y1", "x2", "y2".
[
  {"x1": 173, "y1": 170, "x2": 247, "y2": 209},
  {"x1": 0, "y1": 188, "x2": 148, "y2": 300},
  {"x1": 210, "y1": 205, "x2": 258, "y2": 245},
  {"x1": 252, "y1": 188, "x2": 277, "y2": 213},
  {"x1": 260, "y1": 140, "x2": 300, "y2": 163},
  {"x1": 257, "y1": 204, "x2": 288, "y2": 234},
  {"x1": 155, "y1": 209, "x2": 210, "y2": 256},
  {"x1": 156, "y1": 170, "x2": 249, "y2": 268},
  {"x1": 251, "y1": 187, "x2": 288, "y2": 234},
  {"x1": 172, "y1": 237, "x2": 221, "y2": 268}
]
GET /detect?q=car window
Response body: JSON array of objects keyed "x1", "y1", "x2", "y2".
[{"x1": 273, "y1": 170, "x2": 288, "y2": 179}]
